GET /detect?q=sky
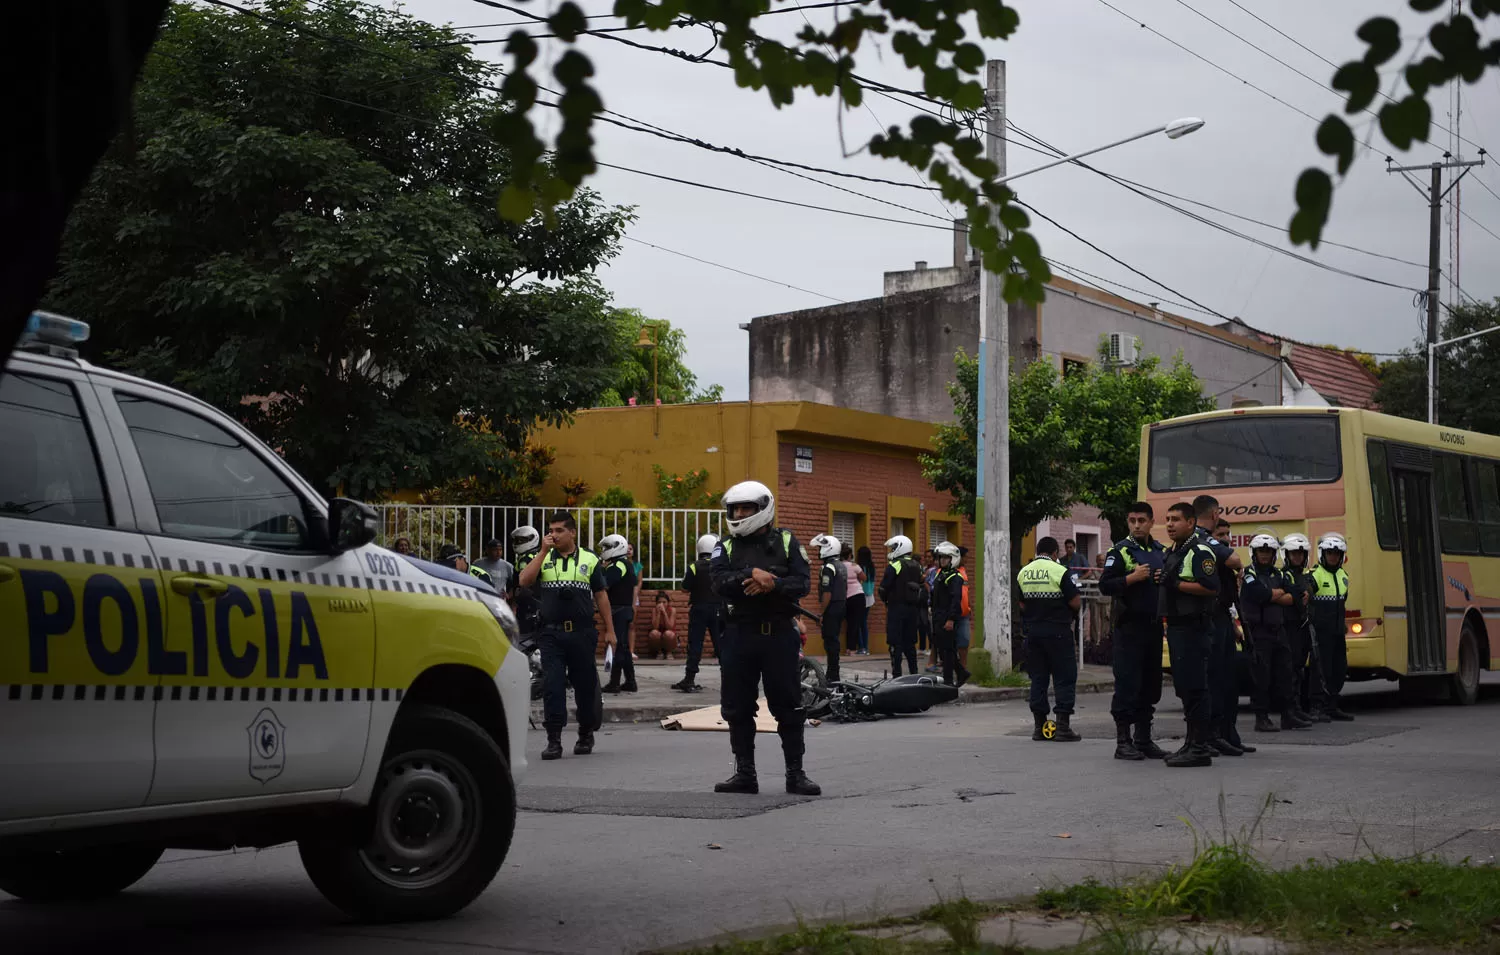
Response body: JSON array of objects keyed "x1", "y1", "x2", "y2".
[{"x1": 409, "y1": 0, "x2": 1500, "y2": 400}]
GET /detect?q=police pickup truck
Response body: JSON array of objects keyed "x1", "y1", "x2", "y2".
[{"x1": 0, "y1": 313, "x2": 529, "y2": 921}]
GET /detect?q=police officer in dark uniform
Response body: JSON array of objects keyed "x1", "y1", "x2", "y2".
[
  {"x1": 1279, "y1": 534, "x2": 1326, "y2": 723},
  {"x1": 810, "y1": 534, "x2": 847, "y2": 683},
  {"x1": 709, "y1": 481, "x2": 818, "y2": 797},
  {"x1": 674, "y1": 533, "x2": 723, "y2": 692},
  {"x1": 1098, "y1": 502, "x2": 1169, "y2": 761},
  {"x1": 1190, "y1": 497, "x2": 1250, "y2": 758},
  {"x1": 600, "y1": 533, "x2": 639, "y2": 695},
  {"x1": 437, "y1": 543, "x2": 495, "y2": 588},
  {"x1": 1157, "y1": 501, "x2": 1221, "y2": 768},
  {"x1": 510, "y1": 525, "x2": 542, "y2": 637},
  {"x1": 517, "y1": 511, "x2": 616, "y2": 761},
  {"x1": 1241, "y1": 533, "x2": 1310, "y2": 733},
  {"x1": 929, "y1": 541, "x2": 970, "y2": 687},
  {"x1": 1017, "y1": 537, "x2": 1083, "y2": 742},
  {"x1": 879, "y1": 534, "x2": 922, "y2": 676}
]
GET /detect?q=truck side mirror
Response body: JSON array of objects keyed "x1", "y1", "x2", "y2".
[{"x1": 328, "y1": 498, "x2": 379, "y2": 555}]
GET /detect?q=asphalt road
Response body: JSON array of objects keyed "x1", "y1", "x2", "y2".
[{"x1": 5, "y1": 677, "x2": 1499, "y2": 955}]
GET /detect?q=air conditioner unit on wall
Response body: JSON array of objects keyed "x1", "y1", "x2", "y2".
[{"x1": 1108, "y1": 332, "x2": 1141, "y2": 366}]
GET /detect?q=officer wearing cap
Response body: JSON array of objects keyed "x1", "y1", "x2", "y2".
[
  {"x1": 709, "y1": 481, "x2": 818, "y2": 797},
  {"x1": 473, "y1": 537, "x2": 515, "y2": 597},
  {"x1": 1098, "y1": 502, "x2": 1169, "y2": 761},
  {"x1": 437, "y1": 543, "x2": 494, "y2": 589},
  {"x1": 517, "y1": 511, "x2": 616, "y2": 761}
]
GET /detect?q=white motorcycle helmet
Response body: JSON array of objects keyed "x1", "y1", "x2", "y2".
[
  {"x1": 1282, "y1": 533, "x2": 1310, "y2": 556},
  {"x1": 935, "y1": 540, "x2": 961, "y2": 569},
  {"x1": 511, "y1": 525, "x2": 540, "y2": 555},
  {"x1": 1248, "y1": 533, "x2": 1280, "y2": 562},
  {"x1": 696, "y1": 533, "x2": 719, "y2": 558},
  {"x1": 599, "y1": 533, "x2": 629, "y2": 562},
  {"x1": 885, "y1": 535, "x2": 913, "y2": 561},
  {"x1": 809, "y1": 534, "x2": 841, "y2": 560},
  {"x1": 722, "y1": 481, "x2": 775, "y2": 537},
  {"x1": 1318, "y1": 533, "x2": 1348, "y2": 560}
]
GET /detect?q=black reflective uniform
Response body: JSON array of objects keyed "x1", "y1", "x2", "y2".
[
  {"x1": 536, "y1": 546, "x2": 608, "y2": 735},
  {"x1": 603, "y1": 556, "x2": 638, "y2": 690},
  {"x1": 1281, "y1": 557, "x2": 1328, "y2": 712},
  {"x1": 879, "y1": 554, "x2": 923, "y2": 676},
  {"x1": 1160, "y1": 537, "x2": 1220, "y2": 727},
  {"x1": 709, "y1": 528, "x2": 812, "y2": 770},
  {"x1": 817, "y1": 556, "x2": 847, "y2": 682},
  {"x1": 1098, "y1": 535, "x2": 1167, "y2": 730},
  {"x1": 513, "y1": 549, "x2": 541, "y2": 636},
  {"x1": 680, "y1": 556, "x2": 723, "y2": 685},
  {"x1": 1241, "y1": 559, "x2": 1296, "y2": 717},
  {"x1": 929, "y1": 566, "x2": 967, "y2": 685},
  {"x1": 1194, "y1": 526, "x2": 1241, "y2": 743}
]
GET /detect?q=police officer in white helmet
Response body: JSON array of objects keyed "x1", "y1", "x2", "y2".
[
  {"x1": 709, "y1": 481, "x2": 819, "y2": 797},
  {"x1": 1240, "y1": 534, "x2": 1310, "y2": 733},
  {"x1": 674, "y1": 533, "x2": 724, "y2": 692},
  {"x1": 879, "y1": 534, "x2": 923, "y2": 676}
]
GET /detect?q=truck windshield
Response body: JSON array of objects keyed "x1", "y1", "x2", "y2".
[{"x1": 1148, "y1": 415, "x2": 1341, "y2": 491}]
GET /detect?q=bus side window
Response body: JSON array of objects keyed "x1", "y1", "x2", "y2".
[
  {"x1": 1366, "y1": 440, "x2": 1400, "y2": 550},
  {"x1": 1435, "y1": 453, "x2": 1480, "y2": 555},
  {"x1": 1474, "y1": 460, "x2": 1500, "y2": 556}
]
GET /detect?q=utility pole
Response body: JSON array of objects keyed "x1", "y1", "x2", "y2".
[
  {"x1": 1388, "y1": 153, "x2": 1485, "y2": 424},
  {"x1": 976, "y1": 59, "x2": 1012, "y2": 673}
]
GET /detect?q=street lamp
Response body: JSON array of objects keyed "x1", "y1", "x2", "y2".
[
  {"x1": 635, "y1": 321, "x2": 664, "y2": 435},
  {"x1": 975, "y1": 100, "x2": 1204, "y2": 674},
  {"x1": 1428, "y1": 323, "x2": 1500, "y2": 423}
]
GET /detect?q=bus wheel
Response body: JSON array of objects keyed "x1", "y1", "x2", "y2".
[{"x1": 1450, "y1": 625, "x2": 1481, "y2": 707}]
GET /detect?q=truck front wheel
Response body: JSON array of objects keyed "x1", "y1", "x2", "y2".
[{"x1": 298, "y1": 705, "x2": 516, "y2": 922}]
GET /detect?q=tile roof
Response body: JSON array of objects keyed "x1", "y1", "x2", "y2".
[{"x1": 1242, "y1": 328, "x2": 1380, "y2": 409}]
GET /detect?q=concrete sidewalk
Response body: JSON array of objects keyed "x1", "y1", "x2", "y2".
[{"x1": 533, "y1": 653, "x2": 1118, "y2": 724}]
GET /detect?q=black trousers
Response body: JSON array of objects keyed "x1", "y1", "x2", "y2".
[
  {"x1": 1207, "y1": 611, "x2": 1239, "y2": 737},
  {"x1": 685, "y1": 603, "x2": 723, "y2": 680},
  {"x1": 1293, "y1": 620, "x2": 1330, "y2": 711},
  {"x1": 540, "y1": 627, "x2": 602, "y2": 734},
  {"x1": 930, "y1": 621, "x2": 962, "y2": 684},
  {"x1": 1026, "y1": 631, "x2": 1077, "y2": 717},
  {"x1": 845, "y1": 593, "x2": 868, "y2": 652},
  {"x1": 606, "y1": 608, "x2": 635, "y2": 687},
  {"x1": 719, "y1": 619, "x2": 804, "y2": 768},
  {"x1": 1249, "y1": 625, "x2": 1296, "y2": 715},
  {"x1": 1166, "y1": 618, "x2": 1212, "y2": 725},
  {"x1": 1109, "y1": 618, "x2": 1164, "y2": 727},
  {"x1": 1314, "y1": 624, "x2": 1348, "y2": 705},
  {"x1": 886, "y1": 603, "x2": 919, "y2": 675},
  {"x1": 917, "y1": 605, "x2": 931, "y2": 651},
  {"x1": 820, "y1": 602, "x2": 846, "y2": 682}
]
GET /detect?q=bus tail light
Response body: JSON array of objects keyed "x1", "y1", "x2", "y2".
[{"x1": 1345, "y1": 614, "x2": 1379, "y2": 639}]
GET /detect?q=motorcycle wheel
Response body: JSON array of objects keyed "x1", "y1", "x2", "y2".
[{"x1": 800, "y1": 657, "x2": 828, "y2": 711}]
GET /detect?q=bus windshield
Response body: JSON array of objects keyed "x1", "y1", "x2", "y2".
[{"x1": 1148, "y1": 415, "x2": 1341, "y2": 491}]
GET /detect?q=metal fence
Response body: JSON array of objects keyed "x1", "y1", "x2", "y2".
[{"x1": 371, "y1": 504, "x2": 724, "y2": 585}]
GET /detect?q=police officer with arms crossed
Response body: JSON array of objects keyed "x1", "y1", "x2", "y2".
[
  {"x1": 674, "y1": 534, "x2": 723, "y2": 692},
  {"x1": 1098, "y1": 502, "x2": 1170, "y2": 761},
  {"x1": 518, "y1": 511, "x2": 616, "y2": 761},
  {"x1": 809, "y1": 534, "x2": 847, "y2": 683},
  {"x1": 709, "y1": 482, "x2": 820, "y2": 797},
  {"x1": 1310, "y1": 534, "x2": 1354, "y2": 721},
  {"x1": 879, "y1": 535, "x2": 923, "y2": 677},
  {"x1": 1241, "y1": 534, "x2": 1312, "y2": 733},
  {"x1": 929, "y1": 541, "x2": 971, "y2": 687},
  {"x1": 1017, "y1": 537, "x2": 1083, "y2": 742},
  {"x1": 600, "y1": 534, "x2": 639, "y2": 695},
  {"x1": 1191, "y1": 496, "x2": 1253, "y2": 758},
  {"x1": 1279, "y1": 534, "x2": 1328, "y2": 723},
  {"x1": 1157, "y1": 501, "x2": 1221, "y2": 768}
]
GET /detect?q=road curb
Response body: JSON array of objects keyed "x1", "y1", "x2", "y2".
[{"x1": 958, "y1": 680, "x2": 1115, "y2": 704}]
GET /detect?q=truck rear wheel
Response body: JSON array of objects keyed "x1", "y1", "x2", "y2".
[
  {"x1": 0, "y1": 844, "x2": 162, "y2": 902},
  {"x1": 298, "y1": 705, "x2": 515, "y2": 922}
]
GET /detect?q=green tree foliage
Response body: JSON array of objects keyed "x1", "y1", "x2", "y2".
[
  {"x1": 1060, "y1": 346, "x2": 1214, "y2": 542},
  {"x1": 920, "y1": 350, "x2": 1075, "y2": 537},
  {"x1": 922, "y1": 347, "x2": 1212, "y2": 543},
  {"x1": 44, "y1": 0, "x2": 634, "y2": 499},
  {"x1": 1374, "y1": 299, "x2": 1500, "y2": 432},
  {"x1": 1293, "y1": 2, "x2": 1500, "y2": 247},
  {"x1": 596, "y1": 309, "x2": 724, "y2": 407}
]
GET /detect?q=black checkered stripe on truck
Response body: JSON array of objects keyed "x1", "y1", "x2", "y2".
[{"x1": 3, "y1": 684, "x2": 407, "y2": 703}]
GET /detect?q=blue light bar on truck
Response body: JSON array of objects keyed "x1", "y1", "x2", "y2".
[{"x1": 17, "y1": 311, "x2": 91, "y2": 356}]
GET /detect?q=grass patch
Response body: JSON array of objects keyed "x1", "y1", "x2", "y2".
[{"x1": 973, "y1": 668, "x2": 1029, "y2": 689}]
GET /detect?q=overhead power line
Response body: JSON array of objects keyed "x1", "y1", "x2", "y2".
[{"x1": 623, "y1": 236, "x2": 844, "y2": 303}]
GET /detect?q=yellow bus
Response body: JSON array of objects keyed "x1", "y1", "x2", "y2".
[{"x1": 1141, "y1": 405, "x2": 1494, "y2": 704}]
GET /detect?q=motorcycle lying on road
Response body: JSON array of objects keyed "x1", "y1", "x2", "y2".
[{"x1": 794, "y1": 609, "x2": 959, "y2": 722}]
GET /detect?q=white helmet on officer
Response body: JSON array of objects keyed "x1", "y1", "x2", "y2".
[
  {"x1": 511, "y1": 525, "x2": 540, "y2": 555},
  {"x1": 935, "y1": 540, "x2": 961, "y2": 569},
  {"x1": 809, "y1": 534, "x2": 841, "y2": 560},
  {"x1": 885, "y1": 535, "x2": 913, "y2": 561},
  {"x1": 722, "y1": 481, "x2": 775, "y2": 537},
  {"x1": 1318, "y1": 533, "x2": 1348, "y2": 561},
  {"x1": 1282, "y1": 533, "x2": 1310, "y2": 555},
  {"x1": 1249, "y1": 533, "x2": 1280, "y2": 563},
  {"x1": 696, "y1": 533, "x2": 718, "y2": 558},
  {"x1": 599, "y1": 533, "x2": 629, "y2": 562}
]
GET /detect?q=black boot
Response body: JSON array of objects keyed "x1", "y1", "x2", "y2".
[
  {"x1": 1114, "y1": 722, "x2": 1145, "y2": 761},
  {"x1": 541, "y1": 730, "x2": 563, "y2": 761},
  {"x1": 1054, "y1": 715, "x2": 1081, "y2": 742},
  {"x1": 574, "y1": 730, "x2": 595, "y2": 755},
  {"x1": 1254, "y1": 713, "x2": 1279, "y2": 733},
  {"x1": 620, "y1": 680, "x2": 638, "y2": 693},
  {"x1": 956, "y1": 665, "x2": 971, "y2": 688},
  {"x1": 715, "y1": 754, "x2": 758, "y2": 794},
  {"x1": 1327, "y1": 704, "x2": 1354, "y2": 721},
  {"x1": 1032, "y1": 713, "x2": 1048, "y2": 741},
  {"x1": 1208, "y1": 727, "x2": 1244, "y2": 757},
  {"x1": 1281, "y1": 710, "x2": 1312, "y2": 730},
  {"x1": 1313, "y1": 708, "x2": 1333, "y2": 723},
  {"x1": 778, "y1": 721, "x2": 819, "y2": 795},
  {"x1": 602, "y1": 680, "x2": 621, "y2": 694},
  {"x1": 1165, "y1": 722, "x2": 1213, "y2": 768},
  {"x1": 1134, "y1": 722, "x2": 1169, "y2": 760}
]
